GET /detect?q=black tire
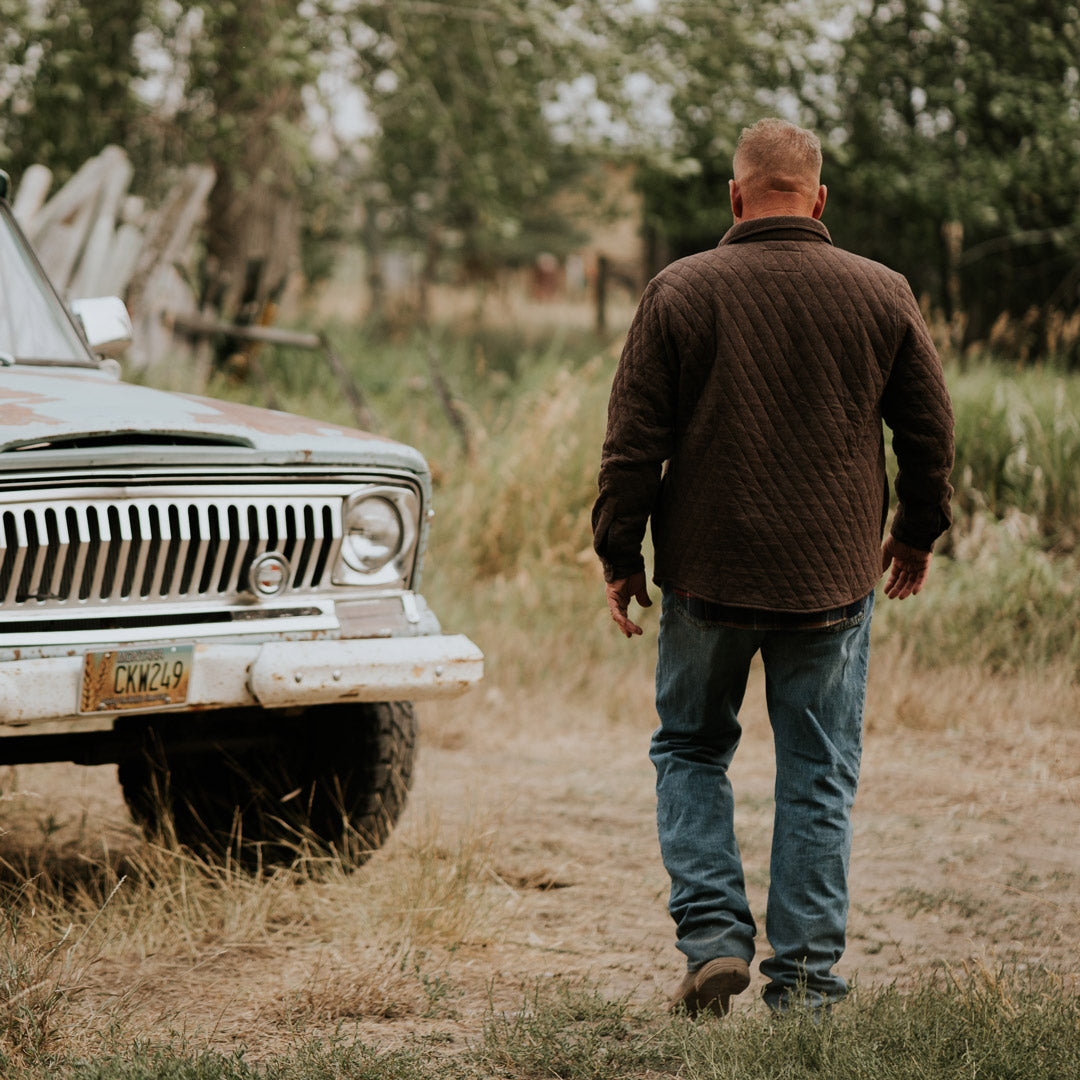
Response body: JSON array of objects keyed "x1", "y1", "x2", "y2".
[{"x1": 118, "y1": 701, "x2": 416, "y2": 867}]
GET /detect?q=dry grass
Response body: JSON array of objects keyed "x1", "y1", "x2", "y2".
[
  {"x1": 0, "y1": 785, "x2": 509, "y2": 1067},
  {"x1": 0, "y1": 648, "x2": 1077, "y2": 1067},
  {"x1": 3, "y1": 311, "x2": 1078, "y2": 1070},
  {"x1": 261, "y1": 944, "x2": 447, "y2": 1026},
  {"x1": 0, "y1": 801, "x2": 507, "y2": 958}
]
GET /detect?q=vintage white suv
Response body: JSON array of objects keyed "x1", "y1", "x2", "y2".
[{"x1": 0, "y1": 171, "x2": 482, "y2": 863}]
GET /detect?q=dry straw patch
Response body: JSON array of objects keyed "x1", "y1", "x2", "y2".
[
  {"x1": 261, "y1": 944, "x2": 434, "y2": 1026},
  {"x1": 0, "y1": 803, "x2": 507, "y2": 961},
  {"x1": 0, "y1": 778, "x2": 510, "y2": 1057}
]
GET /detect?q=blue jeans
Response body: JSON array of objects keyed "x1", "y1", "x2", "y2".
[{"x1": 651, "y1": 587, "x2": 874, "y2": 1011}]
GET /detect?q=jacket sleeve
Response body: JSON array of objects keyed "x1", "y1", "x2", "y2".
[
  {"x1": 591, "y1": 280, "x2": 679, "y2": 582},
  {"x1": 881, "y1": 279, "x2": 955, "y2": 551}
]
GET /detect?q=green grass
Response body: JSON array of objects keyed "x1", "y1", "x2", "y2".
[
  {"x1": 872, "y1": 524, "x2": 1080, "y2": 673},
  {"x1": 3, "y1": 970, "x2": 1077, "y2": 1078},
  {"x1": 949, "y1": 364, "x2": 1080, "y2": 545}
]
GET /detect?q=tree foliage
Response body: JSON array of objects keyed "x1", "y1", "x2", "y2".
[
  {"x1": 816, "y1": 0, "x2": 1080, "y2": 345},
  {"x1": 1, "y1": 0, "x2": 1078, "y2": 352},
  {"x1": 0, "y1": 0, "x2": 146, "y2": 184},
  {"x1": 343, "y1": 0, "x2": 607, "y2": 278},
  {"x1": 143, "y1": 0, "x2": 320, "y2": 313}
]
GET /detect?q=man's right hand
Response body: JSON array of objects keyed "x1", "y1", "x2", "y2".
[
  {"x1": 880, "y1": 535, "x2": 932, "y2": 599},
  {"x1": 606, "y1": 572, "x2": 652, "y2": 637}
]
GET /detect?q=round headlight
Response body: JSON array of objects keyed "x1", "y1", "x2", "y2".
[{"x1": 341, "y1": 496, "x2": 403, "y2": 573}]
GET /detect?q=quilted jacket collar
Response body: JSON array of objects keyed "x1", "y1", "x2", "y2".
[{"x1": 719, "y1": 215, "x2": 832, "y2": 247}]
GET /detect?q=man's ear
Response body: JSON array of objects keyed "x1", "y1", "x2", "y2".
[
  {"x1": 729, "y1": 179, "x2": 743, "y2": 222},
  {"x1": 812, "y1": 184, "x2": 827, "y2": 219}
]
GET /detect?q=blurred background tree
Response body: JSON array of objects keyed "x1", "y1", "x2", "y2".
[
  {"x1": 0, "y1": 0, "x2": 1078, "y2": 358},
  {"x1": 0, "y1": 0, "x2": 146, "y2": 184},
  {"x1": 142, "y1": 0, "x2": 318, "y2": 322},
  {"x1": 813, "y1": 0, "x2": 1080, "y2": 352},
  {"x1": 344, "y1": 0, "x2": 614, "y2": 318},
  {"x1": 620, "y1": 0, "x2": 826, "y2": 271}
]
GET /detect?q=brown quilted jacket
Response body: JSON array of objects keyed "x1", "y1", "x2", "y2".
[{"x1": 592, "y1": 215, "x2": 955, "y2": 612}]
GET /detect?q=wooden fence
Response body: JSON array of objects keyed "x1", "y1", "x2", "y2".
[{"x1": 11, "y1": 146, "x2": 215, "y2": 373}]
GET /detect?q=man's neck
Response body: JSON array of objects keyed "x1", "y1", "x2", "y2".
[
  {"x1": 730, "y1": 181, "x2": 826, "y2": 223},
  {"x1": 737, "y1": 198, "x2": 814, "y2": 222}
]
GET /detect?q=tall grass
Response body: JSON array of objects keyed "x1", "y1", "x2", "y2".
[
  {"x1": 873, "y1": 515, "x2": 1080, "y2": 673},
  {"x1": 0, "y1": 808, "x2": 503, "y2": 960},
  {"x1": 149, "y1": 329, "x2": 1080, "y2": 678},
  {"x1": 0, "y1": 807, "x2": 505, "y2": 1070},
  {"x1": 949, "y1": 365, "x2": 1080, "y2": 547}
]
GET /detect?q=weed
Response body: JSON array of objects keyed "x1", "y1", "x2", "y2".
[
  {"x1": 264, "y1": 945, "x2": 427, "y2": 1025},
  {"x1": 0, "y1": 876, "x2": 125, "y2": 1065}
]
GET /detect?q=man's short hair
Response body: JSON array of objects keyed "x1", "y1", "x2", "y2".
[{"x1": 733, "y1": 118, "x2": 822, "y2": 197}]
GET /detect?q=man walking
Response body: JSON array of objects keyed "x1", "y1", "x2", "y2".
[{"x1": 592, "y1": 118, "x2": 954, "y2": 1016}]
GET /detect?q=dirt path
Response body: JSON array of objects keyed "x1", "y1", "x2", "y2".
[{"x1": 1, "y1": 652, "x2": 1077, "y2": 1055}]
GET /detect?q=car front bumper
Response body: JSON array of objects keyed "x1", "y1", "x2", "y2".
[{"x1": 0, "y1": 633, "x2": 483, "y2": 737}]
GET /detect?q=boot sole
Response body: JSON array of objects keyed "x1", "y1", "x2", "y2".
[{"x1": 672, "y1": 957, "x2": 751, "y2": 1017}]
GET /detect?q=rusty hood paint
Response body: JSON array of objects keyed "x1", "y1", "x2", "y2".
[{"x1": 0, "y1": 365, "x2": 428, "y2": 475}]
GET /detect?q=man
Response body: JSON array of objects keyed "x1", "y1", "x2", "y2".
[{"x1": 592, "y1": 118, "x2": 954, "y2": 1017}]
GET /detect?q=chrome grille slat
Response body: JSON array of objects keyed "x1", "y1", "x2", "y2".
[
  {"x1": 23, "y1": 508, "x2": 50, "y2": 602},
  {"x1": 249, "y1": 502, "x2": 272, "y2": 566},
  {"x1": 146, "y1": 504, "x2": 172, "y2": 598},
  {"x1": 126, "y1": 504, "x2": 153, "y2": 600},
  {"x1": 86, "y1": 505, "x2": 111, "y2": 601},
  {"x1": 205, "y1": 505, "x2": 231, "y2": 595},
  {"x1": 0, "y1": 489, "x2": 357, "y2": 611},
  {"x1": 163, "y1": 504, "x2": 191, "y2": 600},
  {"x1": 3, "y1": 514, "x2": 29, "y2": 605},
  {"x1": 62, "y1": 507, "x2": 90, "y2": 604},
  {"x1": 182, "y1": 504, "x2": 211, "y2": 599},
  {"x1": 45, "y1": 507, "x2": 71, "y2": 601},
  {"x1": 106, "y1": 506, "x2": 133, "y2": 601},
  {"x1": 223, "y1": 504, "x2": 251, "y2": 594}
]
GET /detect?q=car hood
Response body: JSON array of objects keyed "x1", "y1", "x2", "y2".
[{"x1": 0, "y1": 365, "x2": 427, "y2": 474}]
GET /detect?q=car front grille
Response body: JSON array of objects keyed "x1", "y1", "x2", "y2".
[{"x1": 0, "y1": 493, "x2": 343, "y2": 610}]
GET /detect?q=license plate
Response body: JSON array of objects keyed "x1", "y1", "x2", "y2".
[{"x1": 80, "y1": 646, "x2": 193, "y2": 713}]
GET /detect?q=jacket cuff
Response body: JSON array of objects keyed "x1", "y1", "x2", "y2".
[
  {"x1": 601, "y1": 556, "x2": 646, "y2": 584},
  {"x1": 890, "y1": 508, "x2": 947, "y2": 553}
]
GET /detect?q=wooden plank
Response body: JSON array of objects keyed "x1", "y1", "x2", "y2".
[
  {"x1": 127, "y1": 164, "x2": 215, "y2": 324},
  {"x1": 25, "y1": 153, "x2": 107, "y2": 242},
  {"x1": 128, "y1": 263, "x2": 197, "y2": 373},
  {"x1": 37, "y1": 196, "x2": 97, "y2": 294},
  {"x1": 70, "y1": 147, "x2": 134, "y2": 298},
  {"x1": 159, "y1": 164, "x2": 216, "y2": 269},
  {"x1": 167, "y1": 312, "x2": 322, "y2": 349},
  {"x1": 11, "y1": 164, "x2": 52, "y2": 228},
  {"x1": 99, "y1": 223, "x2": 145, "y2": 297}
]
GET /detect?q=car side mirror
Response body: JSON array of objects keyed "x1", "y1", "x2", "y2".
[{"x1": 71, "y1": 296, "x2": 134, "y2": 359}]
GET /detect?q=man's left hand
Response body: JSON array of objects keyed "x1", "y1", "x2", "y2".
[
  {"x1": 881, "y1": 535, "x2": 932, "y2": 599},
  {"x1": 606, "y1": 572, "x2": 652, "y2": 637}
]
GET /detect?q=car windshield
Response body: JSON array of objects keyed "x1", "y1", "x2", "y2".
[{"x1": 0, "y1": 203, "x2": 95, "y2": 366}]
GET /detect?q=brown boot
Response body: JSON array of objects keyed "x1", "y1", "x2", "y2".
[{"x1": 670, "y1": 957, "x2": 751, "y2": 1017}]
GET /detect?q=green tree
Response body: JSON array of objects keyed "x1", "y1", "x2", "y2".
[
  {"x1": 0, "y1": 0, "x2": 146, "y2": 183},
  {"x1": 148, "y1": 1, "x2": 319, "y2": 319},
  {"x1": 818, "y1": 0, "x2": 1080, "y2": 351},
  {"x1": 345, "y1": 0, "x2": 607, "y2": 312}
]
